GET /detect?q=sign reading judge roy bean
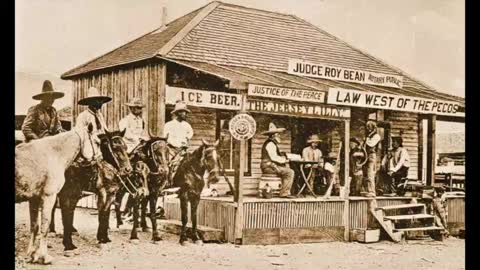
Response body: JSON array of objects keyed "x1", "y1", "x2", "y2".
[
  {"x1": 327, "y1": 88, "x2": 464, "y2": 117},
  {"x1": 248, "y1": 84, "x2": 326, "y2": 103},
  {"x1": 288, "y1": 59, "x2": 404, "y2": 89},
  {"x1": 166, "y1": 86, "x2": 242, "y2": 110}
]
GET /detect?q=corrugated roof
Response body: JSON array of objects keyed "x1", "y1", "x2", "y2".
[{"x1": 61, "y1": 1, "x2": 464, "y2": 106}]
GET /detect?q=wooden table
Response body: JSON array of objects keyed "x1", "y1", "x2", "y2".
[{"x1": 289, "y1": 160, "x2": 320, "y2": 198}]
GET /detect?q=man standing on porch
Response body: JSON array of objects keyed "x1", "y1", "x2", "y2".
[
  {"x1": 364, "y1": 120, "x2": 381, "y2": 197},
  {"x1": 260, "y1": 123, "x2": 295, "y2": 198},
  {"x1": 302, "y1": 134, "x2": 323, "y2": 194},
  {"x1": 164, "y1": 101, "x2": 194, "y2": 183}
]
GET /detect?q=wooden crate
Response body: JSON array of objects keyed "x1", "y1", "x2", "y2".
[{"x1": 350, "y1": 229, "x2": 380, "y2": 243}]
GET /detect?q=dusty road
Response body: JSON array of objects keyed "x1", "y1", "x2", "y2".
[{"x1": 15, "y1": 202, "x2": 465, "y2": 270}]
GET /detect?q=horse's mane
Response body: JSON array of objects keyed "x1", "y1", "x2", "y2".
[
  {"x1": 99, "y1": 130, "x2": 125, "y2": 168},
  {"x1": 175, "y1": 144, "x2": 206, "y2": 178}
]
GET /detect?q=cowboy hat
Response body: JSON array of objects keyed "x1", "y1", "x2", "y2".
[
  {"x1": 124, "y1": 97, "x2": 145, "y2": 108},
  {"x1": 78, "y1": 87, "x2": 112, "y2": 106},
  {"x1": 32, "y1": 80, "x2": 64, "y2": 100},
  {"x1": 261, "y1": 122, "x2": 286, "y2": 135},
  {"x1": 171, "y1": 101, "x2": 191, "y2": 114},
  {"x1": 307, "y1": 134, "x2": 322, "y2": 144}
]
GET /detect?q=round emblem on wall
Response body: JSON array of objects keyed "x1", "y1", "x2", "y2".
[{"x1": 229, "y1": 113, "x2": 256, "y2": 140}]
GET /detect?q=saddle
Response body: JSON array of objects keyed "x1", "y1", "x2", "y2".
[{"x1": 166, "y1": 145, "x2": 189, "y2": 187}]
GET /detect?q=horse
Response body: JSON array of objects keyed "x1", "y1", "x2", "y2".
[
  {"x1": 15, "y1": 126, "x2": 94, "y2": 264},
  {"x1": 173, "y1": 139, "x2": 221, "y2": 245},
  {"x1": 114, "y1": 135, "x2": 169, "y2": 243},
  {"x1": 55, "y1": 128, "x2": 133, "y2": 251}
]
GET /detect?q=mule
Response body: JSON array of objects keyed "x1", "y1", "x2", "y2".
[
  {"x1": 15, "y1": 126, "x2": 94, "y2": 264},
  {"x1": 115, "y1": 136, "x2": 169, "y2": 243},
  {"x1": 56, "y1": 129, "x2": 133, "y2": 251},
  {"x1": 173, "y1": 139, "x2": 221, "y2": 245}
]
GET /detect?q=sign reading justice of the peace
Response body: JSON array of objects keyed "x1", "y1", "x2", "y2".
[
  {"x1": 229, "y1": 113, "x2": 256, "y2": 140},
  {"x1": 247, "y1": 99, "x2": 351, "y2": 119},
  {"x1": 288, "y1": 59, "x2": 404, "y2": 89},
  {"x1": 327, "y1": 88, "x2": 464, "y2": 117},
  {"x1": 247, "y1": 84, "x2": 326, "y2": 103},
  {"x1": 166, "y1": 86, "x2": 242, "y2": 110}
]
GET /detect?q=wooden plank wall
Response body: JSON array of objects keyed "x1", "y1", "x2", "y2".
[
  {"x1": 72, "y1": 62, "x2": 165, "y2": 135},
  {"x1": 163, "y1": 198, "x2": 236, "y2": 243},
  {"x1": 385, "y1": 111, "x2": 419, "y2": 179}
]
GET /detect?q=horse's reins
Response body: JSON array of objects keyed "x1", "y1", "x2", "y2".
[{"x1": 105, "y1": 135, "x2": 140, "y2": 197}]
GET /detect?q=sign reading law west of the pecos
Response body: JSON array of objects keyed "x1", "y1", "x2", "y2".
[
  {"x1": 327, "y1": 88, "x2": 464, "y2": 117},
  {"x1": 229, "y1": 113, "x2": 256, "y2": 140},
  {"x1": 288, "y1": 59, "x2": 404, "y2": 89}
]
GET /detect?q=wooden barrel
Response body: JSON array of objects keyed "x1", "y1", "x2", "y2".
[{"x1": 258, "y1": 174, "x2": 282, "y2": 195}]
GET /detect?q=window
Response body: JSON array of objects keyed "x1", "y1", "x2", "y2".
[{"x1": 216, "y1": 111, "x2": 252, "y2": 176}]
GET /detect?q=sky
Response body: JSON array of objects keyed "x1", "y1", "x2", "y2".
[{"x1": 15, "y1": 0, "x2": 464, "y2": 133}]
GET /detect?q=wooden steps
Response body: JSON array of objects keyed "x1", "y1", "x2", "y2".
[
  {"x1": 384, "y1": 214, "x2": 434, "y2": 221},
  {"x1": 370, "y1": 202, "x2": 446, "y2": 242}
]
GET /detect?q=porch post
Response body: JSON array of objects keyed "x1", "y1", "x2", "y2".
[
  {"x1": 426, "y1": 114, "x2": 437, "y2": 186},
  {"x1": 343, "y1": 119, "x2": 350, "y2": 241},
  {"x1": 234, "y1": 93, "x2": 247, "y2": 244}
]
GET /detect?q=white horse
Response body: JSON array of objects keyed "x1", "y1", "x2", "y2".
[{"x1": 15, "y1": 125, "x2": 94, "y2": 264}]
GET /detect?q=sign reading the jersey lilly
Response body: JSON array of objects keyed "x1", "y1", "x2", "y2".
[
  {"x1": 229, "y1": 113, "x2": 256, "y2": 140},
  {"x1": 287, "y1": 59, "x2": 404, "y2": 89}
]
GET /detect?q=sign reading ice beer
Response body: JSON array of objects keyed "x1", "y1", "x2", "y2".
[
  {"x1": 166, "y1": 86, "x2": 242, "y2": 110},
  {"x1": 229, "y1": 113, "x2": 256, "y2": 140},
  {"x1": 327, "y1": 88, "x2": 464, "y2": 117},
  {"x1": 288, "y1": 59, "x2": 404, "y2": 89},
  {"x1": 248, "y1": 84, "x2": 326, "y2": 103}
]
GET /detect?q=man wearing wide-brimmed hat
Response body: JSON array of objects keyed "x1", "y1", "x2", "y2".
[
  {"x1": 119, "y1": 97, "x2": 147, "y2": 153},
  {"x1": 380, "y1": 136, "x2": 410, "y2": 196},
  {"x1": 164, "y1": 101, "x2": 194, "y2": 183},
  {"x1": 75, "y1": 86, "x2": 112, "y2": 159},
  {"x1": 301, "y1": 134, "x2": 323, "y2": 194},
  {"x1": 363, "y1": 120, "x2": 381, "y2": 197},
  {"x1": 349, "y1": 137, "x2": 366, "y2": 196},
  {"x1": 260, "y1": 123, "x2": 295, "y2": 198},
  {"x1": 22, "y1": 80, "x2": 65, "y2": 141}
]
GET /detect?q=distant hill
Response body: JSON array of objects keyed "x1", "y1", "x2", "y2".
[
  {"x1": 15, "y1": 71, "x2": 72, "y2": 114},
  {"x1": 437, "y1": 132, "x2": 465, "y2": 154}
]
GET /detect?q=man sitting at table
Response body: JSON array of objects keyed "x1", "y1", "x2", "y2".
[
  {"x1": 260, "y1": 123, "x2": 295, "y2": 198},
  {"x1": 302, "y1": 134, "x2": 323, "y2": 195}
]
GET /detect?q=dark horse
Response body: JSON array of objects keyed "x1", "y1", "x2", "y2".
[
  {"x1": 114, "y1": 135, "x2": 169, "y2": 242},
  {"x1": 173, "y1": 139, "x2": 221, "y2": 245},
  {"x1": 56, "y1": 129, "x2": 133, "y2": 251}
]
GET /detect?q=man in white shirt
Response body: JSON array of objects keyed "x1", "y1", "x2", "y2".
[
  {"x1": 380, "y1": 136, "x2": 410, "y2": 195},
  {"x1": 260, "y1": 123, "x2": 295, "y2": 198},
  {"x1": 363, "y1": 120, "x2": 381, "y2": 197},
  {"x1": 302, "y1": 134, "x2": 323, "y2": 194},
  {"x1": 164, "y1": 101, "x2": 194, "y2": 182},
  {"x1": 74, "y1": 86, "x2": 112, "y2": 195},
  {"x1": 75, "y1": 87, "x2": 112, "y2": 161},
  {"x1": 119, "y1": 97, "x2": 146, "y2": 153}
]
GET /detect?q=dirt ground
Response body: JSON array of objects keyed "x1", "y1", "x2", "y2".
[{"x1": 15, "y1": 202, "x2": 465, "y2": 270}]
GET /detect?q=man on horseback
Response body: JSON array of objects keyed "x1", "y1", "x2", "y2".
[
  {"x1": 74, "y1": 87, "x2": 112, "y2": 194},
  {"x1": 119, "y1": 97, "x2": 148, "y2": 154},
  {"x1": 164, "y1": 101, "x2": 194, "y2": 185},
  {"x1": 21, "y1": 80, "x2": 65, "y2": 142}
]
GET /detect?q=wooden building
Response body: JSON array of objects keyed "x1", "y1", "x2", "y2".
[{"x1": 61, "y1": 1, "x2": 465, "y2": 244}]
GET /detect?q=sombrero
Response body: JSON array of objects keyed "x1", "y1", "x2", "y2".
[
  {"x1": 124, "y1": 97, "x2": 145, "y2": 108},
  {"x1": 78, "y1": 87, "x2": 112, "y2": 106},
  {"x1": 261, "y1": 122, "x2": 286, "y2": 135},
  {"x1": 307, "y1": 134, "x2": 322, "y2": 144},
  {"x1": 32, "y1": 80, "x2": 64, "y2": 100},
  {"x1": 171, "y1": 101, "x2": 191, "y2": 114}
]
